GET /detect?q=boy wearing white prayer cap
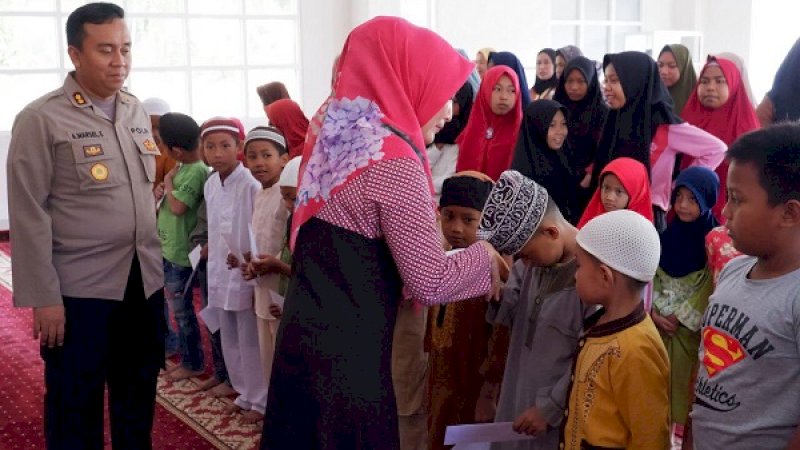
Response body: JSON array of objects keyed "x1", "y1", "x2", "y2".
[{"x1": 561, "y1": 209, "x2": 670, "y2": 450}]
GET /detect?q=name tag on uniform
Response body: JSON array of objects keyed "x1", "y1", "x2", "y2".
[{"x1": 83, "y1": 144, "x2": 104, "y2": 157}]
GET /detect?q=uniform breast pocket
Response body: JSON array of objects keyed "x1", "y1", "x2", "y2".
[
  {"x1": 70, "y1": 140, "x2": 120, "y2": 190},
  {"x1": 132, "y1": 135, "x2": 158, "y2": 183}
]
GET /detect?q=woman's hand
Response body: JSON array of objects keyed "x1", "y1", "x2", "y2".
[{"x1": 478, "y1": 241, "x2": 508, "y2": 301}]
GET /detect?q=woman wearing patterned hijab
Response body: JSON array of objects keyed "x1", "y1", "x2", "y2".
[{"x1": 261, "y1": 17, "x2": 505, "y2": 450}]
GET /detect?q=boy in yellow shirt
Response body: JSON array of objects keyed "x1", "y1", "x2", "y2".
[{"x1": 562, "y1": 209, "x2": 670, "y2": 450}]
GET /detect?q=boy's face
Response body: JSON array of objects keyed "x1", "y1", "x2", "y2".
[
  {"x1": 574, "y1": 245, "x2": 609, "y2": 305},
  {"x1": 245, "y1": 140, "x2": 288, "y2": 188},
  {"x1": 517, "y1": 223, "x2": 563, "y2": 267},
  {"x1": 440, "y1": 205, "x2": 481, "y2": 249},
  {"x1": 280, "y1": 186, "x2": 297, "y2": 213},
  {"x1": 203, "y1": 132, "x2": 240, "y2": 176},
  {"x1": 723, "y1": 160, "x2": 780, "y2": 257}
]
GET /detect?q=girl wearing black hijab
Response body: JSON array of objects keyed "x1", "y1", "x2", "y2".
[
  {"x1": 553, "y1": 55, "x2": 608, "y2": 211},
  {"x1": 594, "y1": 51, "x2": 726, "y2": 231},
  {"x1": 530, "y1": 48, "x2": 559, "y2": 101},
  {"x1": 510, "y1": 99, "x2": 580, "y2": 223}
]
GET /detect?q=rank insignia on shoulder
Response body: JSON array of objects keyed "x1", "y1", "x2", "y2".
[
  {"x1": 143, "y1": 139, "x2": 158, "y2": 152},
  {"x1": 90, "y1": 163, "x2": 109, "y2": 182},
  {"x1": 73, "y1": 92, "x2": 86, "y2": 105},
  {"x1": 83, "y1": 144, "x2": 104, "y2": 157}
]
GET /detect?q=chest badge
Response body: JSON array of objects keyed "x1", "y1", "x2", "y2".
[
  {"x1": 90, "y1": 163, "x2": 109, "y2": 182},
  {"x1": 143, "y1": 139, "x2": 158, "y2": 152},
  {"x1": 83, "y1": 144, "x2": 104, "y2": 157},
  {"x1": 73, "y1": 92, "x2": 86, "y2": 105}
]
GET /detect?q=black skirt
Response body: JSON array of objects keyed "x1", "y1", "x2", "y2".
[{"x1": 261, "y1": 217, "x2": 403, "y2": 450}]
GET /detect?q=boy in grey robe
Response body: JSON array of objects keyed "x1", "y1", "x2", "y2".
[{"x1": 475, "y1": 171, "x2": 592, "y2": 450}]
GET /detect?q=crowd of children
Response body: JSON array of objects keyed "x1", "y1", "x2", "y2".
[{"x1": 144, "y1": 22, "x2": 800, "y2": 450}]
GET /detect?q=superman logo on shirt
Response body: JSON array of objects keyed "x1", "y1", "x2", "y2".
[{"x1": 702, "y1": 327, "x2": 745, "y2": 377}]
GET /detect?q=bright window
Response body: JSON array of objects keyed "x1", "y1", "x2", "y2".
[
  {"x1": 550, "y1": 0, "x2": 643, "y2": 61},
  {"x1": 0, "y1": 0, "x2": 300, "y2": 130}
]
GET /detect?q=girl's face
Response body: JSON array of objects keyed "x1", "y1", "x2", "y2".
[
  {"x1": 490, "y1": 75, "x2": 517, "y2": 115},
  {"x1": 602, "y1": 63, "x2": 626, "y2": 109},
  {"x1": 673, "y1": 186, "x2": 702, "y2": 222},
  {"x1": 476, "y1": 52, "x2": 489, "y2": 79},
  {"x1": 657, "y1": 51, "x2": 681, "y2": 88},
  {"x1": 564, "y1": 68, "x2": 589, "y2": 102},
  {"x1": 555, "y1": 54, "x2": 567, "y2": 79},
  {"x1": 536, "y1": 52, "x2": 555, "y2": 80},
  {"x1": 546, "y1": 110, "x2": 568, "y2": 150},
  {"x1": 698, "y1": 65, "x2": 730, "y2": 109},
  {"x1": 245, "y1": 140, "x2": 288, "y2": 188},
  {"x1": 600, "y1": 173, "x2": 630, "y2": 212}
]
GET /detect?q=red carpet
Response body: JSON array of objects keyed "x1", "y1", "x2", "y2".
[{"x1": 0, "y1": 242, "x2": 256, "y2": 449}]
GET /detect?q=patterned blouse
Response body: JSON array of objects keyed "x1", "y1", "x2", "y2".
[{"x1": 315, "y1": 157, "x2": 492, "y2": 305}]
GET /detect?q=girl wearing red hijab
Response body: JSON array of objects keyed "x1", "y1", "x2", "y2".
[
  {"x1": 455, "y1": 65, "x2": 523, "y2": 180},
  {"x1": 262, "y1": 17, "x2": 505, "y2": 450},
  {"x1": 266, "y1": 98, "x2": 310, "y2": 159},
  {"x1": 577, "y1": 156, "x2": 654, "y2": 229},
  {"x1": 681, "y1": 56, "x2": 760, "y2": 221}
]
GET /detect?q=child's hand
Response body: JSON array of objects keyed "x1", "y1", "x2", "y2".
[
  {"x1": 269, "y1": 303, "x2": 283, "y2": 319},
  {"x1": 226, "y1": 253, "x2": 240, "y2": 270},
  {"x1": 651, "y1": 311, "x2": 677, "y2": 336},
  {"x1": 251, "y1": 254, "x2": 281, "y2": 275},
  {"x1": 512, "y1": 406, "x2": 549, "y2": 436},
  {"x1": 474, "y1": 381, "x2": 499, "y2": 422},
  {"x1": 153, "y1": 182, "x2": 165, "y2": 202},
  {"x1": 241, "y1": 263, "x2": 257, "y2": 281}
]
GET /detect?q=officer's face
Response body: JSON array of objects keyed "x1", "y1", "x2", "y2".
[{"x1": 68, "y1": 18, "x2": 131, "y2": 100}]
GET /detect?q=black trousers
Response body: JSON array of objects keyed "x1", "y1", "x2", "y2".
[{"x1": 41, "y1": 255, "x2": 165, "y2": 450}]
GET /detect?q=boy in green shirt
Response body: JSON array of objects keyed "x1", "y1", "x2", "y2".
[{"x1": 157, "y1": 112, "x2": 210, "y2": 380}]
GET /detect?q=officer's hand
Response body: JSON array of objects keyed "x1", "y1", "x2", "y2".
[{"x1": 33, "y1": 304, "x2": 66, "y2": 348}]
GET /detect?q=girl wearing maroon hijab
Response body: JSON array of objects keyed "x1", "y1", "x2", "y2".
[
  {"x1": 455, "y1": 65, "x2": 523, "y2": 181},
  {"x1": 681, "y1": 56, "x2": 760, "y2": 221},
  {"x1": 266, "y1": 98, "x2": 310, "y2": 159}
]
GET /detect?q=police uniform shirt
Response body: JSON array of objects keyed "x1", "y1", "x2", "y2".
[{"x1": 7, "y1": 73, "x2": 163, "y2": 307}]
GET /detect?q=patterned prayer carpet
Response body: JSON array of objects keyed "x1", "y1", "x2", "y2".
[{"x1": 0, "y1": 242, "x2": 260, "y2": 449}]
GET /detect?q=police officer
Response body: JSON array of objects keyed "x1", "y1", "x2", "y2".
[{"x1": 7, "y1": 3, "x2": 164, "y2": 449}]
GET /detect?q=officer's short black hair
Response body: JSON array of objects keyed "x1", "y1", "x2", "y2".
[
  {"x1": 66, "y1": 2, "x2": 125, "y2": 49},
  {"x1": 160, "y1": 113, "x2": 201, "y2": 153}
]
